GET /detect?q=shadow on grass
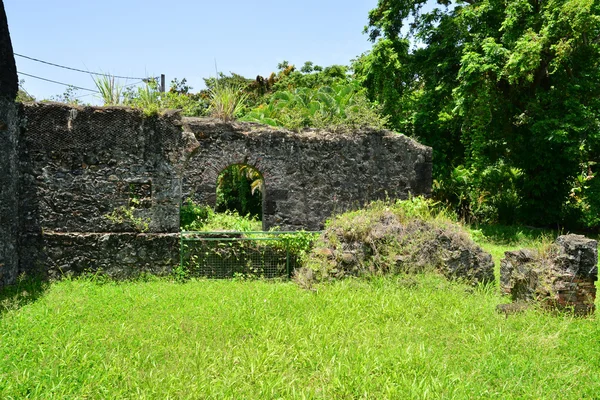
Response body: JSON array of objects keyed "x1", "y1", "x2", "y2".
[{"x1": 0, "y1": 275, "x2": 49, "y2": 316}]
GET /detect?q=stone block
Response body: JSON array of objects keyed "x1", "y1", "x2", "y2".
[{"x1": 500, "y1": 234, "x2": 598, "y2": 315}]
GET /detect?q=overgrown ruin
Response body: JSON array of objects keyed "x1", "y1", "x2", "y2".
[
  {"x1": 0, "y1": 3, "x2": 433, "y2": 286},
  {"x1": 500, "y1": 234, "x2": 598, "y2": 315}
]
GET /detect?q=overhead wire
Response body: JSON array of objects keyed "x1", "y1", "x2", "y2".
[
  {"x1": 73, "y1": 80, "x2": 147, "y2": 100},
  {"x1": 17, "y1": 71, "x2": 98, "y2": 92},
  {"x1": 14, "y1": 53, "x2": 155, "y2": 81}
]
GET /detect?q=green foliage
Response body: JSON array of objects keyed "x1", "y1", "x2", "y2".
[
  {"x1": 352, "y1": 38, "x2": 413, "y2": 132},
  {"x1": 92, "y1": 74, "x2": 123, "y2": 105},
  {"x1": 216, "y1": 165, "x2": 263, "y2": 219},
  {"x1": 3, "y1": 276, "x2": 600, "y2": 398},
  {"x1": 124, "y1": 78, "x2": 207, "y2": 117},
  {"x1": 362, "y1": 0, "x2": 600, "y2": 229},
  {"x1": 125, "y1": 80, "x2": 160, "y2": 113},
  {"x1": 48, "y1": 85, "x2": 83, "y2": 105},
  {"x1": 104, "y1": 204, "x2": 150, "y2": 232},
  {"x1": 241, "y1": 83, "x2": 388, "y2": 131},
  {"x1": 16, "y1": 80, "x2": 35, "y2": 103},
  {"x1": 180, "y1": 200, "x2": 262, "y2": 232},
  {"x1": 268, "y1": 231, "x2": 321, "y2": 265},
  {"x1": 207, "y1": 82, "x2": 248, "y2": 121},
  {"x1": 434, "y1": 163, "x2": 523, "y2": 224},
  {"x1": 272, "y1": 63, "x2": 351, "y2": 91}
]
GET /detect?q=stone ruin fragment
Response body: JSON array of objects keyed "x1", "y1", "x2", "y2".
[{"x1": 500, "y1": 234, "x2": 598, "y2": 315}]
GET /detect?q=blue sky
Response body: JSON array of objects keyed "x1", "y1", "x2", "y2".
[{"x1": 4, "y1": 0, "x2": 379, "y2": 103}]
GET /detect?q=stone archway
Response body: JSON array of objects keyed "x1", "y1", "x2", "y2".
[{"x1": 181, "y1": 118, "x2": 432, "y2": 231}]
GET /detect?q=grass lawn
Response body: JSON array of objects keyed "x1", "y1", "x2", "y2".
[{"x1": 1, "y1": 272, "x2": 600, "y2": 399}]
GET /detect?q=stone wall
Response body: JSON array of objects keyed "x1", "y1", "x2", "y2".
[
  {"x1": 13, "y1": 107, "x2": 431, "y2": 280},
  {"x1": 39, "y1": 233, "x2": 180, "y2": 280},
  {"x1": 20, "y1": 104, "x2": 185, "y2": 234},
  {"x1": 17, "y1": 104, "x2": 188, "y2": 278},
  {"x1": 500, "y1": 234, "x2": 598, "y2": 315},
  {"x1": 0, "y1": 0, "x2": 19, "y2": 286},
  {"x1": 182, "y1": 118, "x2": 432, "y2": 231}
]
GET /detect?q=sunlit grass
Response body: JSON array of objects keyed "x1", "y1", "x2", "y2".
[{"x1": 1, "y1": 274, "x2": 599, "y2": 399}]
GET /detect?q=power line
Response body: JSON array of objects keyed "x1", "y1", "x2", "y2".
[
  {"x1": 15, "y1": 53, "x2": 154, "y2": 81},
  {"x1": 74, "y1": 80, "x2": 146, "y2": 100},
  {"x1": 17, "y1": 71, "x2": 98, "y2": 92},
  {"x1": 124, "y1": 79, "x2": 146, "y2": 88}
]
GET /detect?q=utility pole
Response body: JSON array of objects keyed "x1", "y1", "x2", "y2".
[{"x1": 160, "y1": 74, "x2": 165, "y2": 93}]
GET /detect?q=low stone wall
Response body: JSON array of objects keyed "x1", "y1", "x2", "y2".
[
  {"x1": 29, "y1": 232, "x2": 180, "y2": 280},
  {"x1": 500, "y1": 234, "x2": 598, "y2": 315}
]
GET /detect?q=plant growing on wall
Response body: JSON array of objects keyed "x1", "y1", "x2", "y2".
[
  {"x1": 92, "y1": 74, "x2": 123, "y2": 106},
  {"x1": 207, "y1": 81, "x2": 248, "y2": 121},
  {"x1": 241, "y1": 83, "x2": 388, "y2": 131},
  {"x1": 105, "y1": 203, "x2": 150, "y2": 233}
]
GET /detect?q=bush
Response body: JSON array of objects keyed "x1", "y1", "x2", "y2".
[
  {"x1": 297, "y1": 198, "x2": 494, "y2": 286},
  {"x1": 240, "y1": 83, "x2": 388, "y2": 131},
  {"x1": 180, "y1": 200, "x2": 261, "y2": 232}
]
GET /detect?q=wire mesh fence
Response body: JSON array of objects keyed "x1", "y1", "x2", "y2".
[{"x1": 180, "y1": 231, "x2": 321, "y2": 279}]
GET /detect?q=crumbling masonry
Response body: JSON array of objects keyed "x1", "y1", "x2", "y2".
[{"x1": 0, "y1": 1, "x2": 432, "y2": 286}]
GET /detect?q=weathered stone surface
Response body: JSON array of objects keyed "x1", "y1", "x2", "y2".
[
  {"x1": 181, "y1": 118, "x2": 433, "y2": 231},
  {"x1": 555, "y1": 234, "x2": 598, "y2": 278},
  {"x1": 500, "y1": 234, "x2": 598, "y2": 315},
  {"x1": 19, "y1": 103, "x2": 186, "y2": 235},
  {"x1": 0, "y1": 99, "x2": 19, "y2": 287},
  {"x1": 0, "y1": 0, "x2": 19, "y2": 286},
  {"x1": 32, "y1": 232, "x2": 180, "y2": 279}
]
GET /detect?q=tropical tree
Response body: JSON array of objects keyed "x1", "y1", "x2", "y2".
[{"x1": 361, "y1": 0, "x2": 600, "y2": 228}]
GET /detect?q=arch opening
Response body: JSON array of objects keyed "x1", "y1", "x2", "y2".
[{"x1": 215, "y1": 164, "x2": 264, "y2": 228}]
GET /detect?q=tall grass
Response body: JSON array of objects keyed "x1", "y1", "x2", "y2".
[
  {"x1": 208, "y1": 81, "x2": 247, "y2": 121},
  {"x1": 92, "y1": 74, "x2": 123, "y2": 105},
  {"x1": 1, "y1": 275, "x2": 599, "y2": 398}
]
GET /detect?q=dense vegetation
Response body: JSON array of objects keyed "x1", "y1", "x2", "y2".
[
  {"x1": 27, "y1": 0, "x2": 600, "y2": 231},
  {"x1": 300, "y1": 198, "x2": 494, "y2": 286},
  {"x1": 360, "y1": 0, "x2": 600, "y2": 230}
]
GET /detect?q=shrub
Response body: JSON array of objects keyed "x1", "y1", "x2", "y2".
[
  {"x1": 241, "y1": 83, "x2": 388, "y2": 131},
  {"x1": 180, "y1": 200, "x2": 261, "y2": 232},
  {"x1": 207, "y1": 83, "x2": 248, "y2": 121},
  {"x1": 92, "y1": 74, "x2": 123, "y2": 106},
  {"x1": 297, "y1": 197, "x2": 494, "y2": 286}
]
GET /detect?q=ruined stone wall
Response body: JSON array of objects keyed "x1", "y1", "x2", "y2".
[
  {"x1": 500, "y1": 234, "x2": 598, "y2": 315},
  {"x1": 18, "y1": 104, "x2": 186, "y2": 277},
  {"x1": 0, "y1": 0, "x2": 19, "y2": 286},
  {"x1": 0, "y1": 0, "x2": 433, "y2": 287},
  {"x1": 9, "y1": 106, "x2": 432, "y2": 282},
  {"x1": 182, "y1": 119, "x2": 432, "y2": 231}
]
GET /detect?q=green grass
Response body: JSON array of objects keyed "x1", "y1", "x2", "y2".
[
  {"x1": 469, "y1": 224, "x2": 600, "y2": 281},
  {"x1": 1, "y1": 275, "x2": 600, "y2": 399}
]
